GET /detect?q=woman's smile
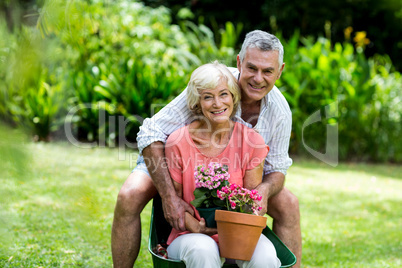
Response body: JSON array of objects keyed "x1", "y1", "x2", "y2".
[{"x1": 211, "y1": 108, "x2": 228, "y2": 115}]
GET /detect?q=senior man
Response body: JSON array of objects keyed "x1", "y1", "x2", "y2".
[{"x1": 112, "y1": 30, "x2": 302, "y2": 268}]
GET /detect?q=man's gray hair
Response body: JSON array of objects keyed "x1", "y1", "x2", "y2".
[{"x1": 238, "y1": 30, "x2": 284, "y2": 67}]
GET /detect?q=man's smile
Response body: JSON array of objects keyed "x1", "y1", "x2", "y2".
[{"x1": 249, "y1": 83, "x2": 265, "y2": 90}]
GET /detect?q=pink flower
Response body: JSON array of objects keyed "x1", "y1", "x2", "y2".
[
  {"x1": 193, "y1": 163, "x2": 262, "y2": 214},
  {"x1": 192, "y1": 163, "x2": 230, "y2": 208},
  {"x1": 217, "y1": 183, "x2": 263, "y2": 214}
]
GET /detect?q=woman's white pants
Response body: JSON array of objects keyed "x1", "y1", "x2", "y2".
[{"x1": 167, "y1": 233, "x2": 281, "y2": 268}]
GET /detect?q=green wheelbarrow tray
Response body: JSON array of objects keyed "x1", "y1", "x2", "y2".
[{"x1": 148, "y1": 194, "x2": 296, "y2": 267}]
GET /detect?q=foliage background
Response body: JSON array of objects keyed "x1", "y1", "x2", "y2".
[
  {"x1": 141, "y1": 0, "x2": 402, "y2": 72},
  {"x1": 0, "y1": 0, "x2": 401, "y2": 162}
]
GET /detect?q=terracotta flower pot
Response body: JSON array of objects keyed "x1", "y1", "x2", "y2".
[{"x1": 215, "y1": 209, "x2": 267, "y2": 261}]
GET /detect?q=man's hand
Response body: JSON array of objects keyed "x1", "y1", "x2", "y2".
[
  {"x1": 254, "y1": 172, "x2": 286, "y2": 216},
  {"x1": 255, "y1": 183, "x2": 269, "y2": 216},
  {"x1": 162, "y1": 194, "x2": 194, "y2": 231}
]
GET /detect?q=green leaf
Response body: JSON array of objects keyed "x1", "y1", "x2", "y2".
[
  {"x1": 213, "y1": 199, "x2": 226, "y2": 208},
  {"x1": 94, "y1": 85, "x2": 113, "y2": 99},
  {"x1": 190, "y1": 194, "x2": 208, "y2": 208}
]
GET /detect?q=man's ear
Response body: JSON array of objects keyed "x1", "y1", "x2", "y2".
[
  {"x1": 277, "y1": 63, "x2": 285, "y2": 80},
  {"x1": 236, "y1": 55, "x2": 241, "y2": 72}
]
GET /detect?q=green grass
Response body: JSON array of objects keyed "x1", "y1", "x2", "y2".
[
  {"x1": 0, "y1": 142, "x2": 401, "y2": 267},
  {"x1": 286, "y1": 157, "x2": 401, "y2": 268}
]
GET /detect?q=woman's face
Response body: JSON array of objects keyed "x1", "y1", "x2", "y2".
[{"x1": 199, "y1": 80, "x2": 234, "y2": 126}]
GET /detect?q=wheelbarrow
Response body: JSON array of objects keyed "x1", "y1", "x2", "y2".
[{"x1": 148, "y1": 194, "x2": 296, "y2": 267}]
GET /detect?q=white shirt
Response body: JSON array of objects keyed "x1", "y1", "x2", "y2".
[{"x1": 137, "y1": 67, "x2": 293, "y2": 175}]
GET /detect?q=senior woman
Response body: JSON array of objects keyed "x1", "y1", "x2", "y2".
[{"x1": 164, "y1": 61, "x2": 281, "y2": 268}]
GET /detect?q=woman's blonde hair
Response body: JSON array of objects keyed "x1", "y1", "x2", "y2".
[{"x1": 187, "y1": 61, "x2": 240, "y2": 117}]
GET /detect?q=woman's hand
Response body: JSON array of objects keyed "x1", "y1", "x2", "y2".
[
  {"x1": 198, "y1": 218, "x2": 218, "y2": 236},
  {"x1": 185, "y1": 212, "x2": 217, "y2": 235}
]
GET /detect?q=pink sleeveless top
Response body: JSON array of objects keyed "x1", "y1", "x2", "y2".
[{"x1": 165, "y1": 122, "x2": 268, "y2": 245}]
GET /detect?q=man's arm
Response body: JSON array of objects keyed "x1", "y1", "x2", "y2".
[
  {"x1": 143, "y1": 142, "x2": 193, "y2": 231},
  {"x1": 137, "y1": 89, "x2": 193, "y2": 154},
  {"x1": 137, "y1": 89, "x2": 195, "y2": 231},
  {"x1": 254, "y1": 91, "x2": 292, "y2": 215},
  {"x1": 243, "y1": 161, "x2": 264, "y2": 190}
]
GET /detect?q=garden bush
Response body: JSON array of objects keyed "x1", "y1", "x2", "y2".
[
  {"x1": 278, "y1": 32, "x2": 402, "y2": 162},
  {"x1": 53, "y1": 0, "x2": 238, "y2": 144},
  {"x1": 140, "y1": 0, "x2": 402, "y2": 72},
  {"x1": 0, "y1": 22, "x2": 66, "y2": 141},
  {"x1": 1, "y1": 0, "x2": 238, "y2": 143},
  {"x1": 0, "y1": 0, "x2": 400, "y2": 162}
]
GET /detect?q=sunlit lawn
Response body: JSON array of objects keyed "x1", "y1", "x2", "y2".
[{"x1": 0, "y1": 142, "x2": 400, "y2": 267}]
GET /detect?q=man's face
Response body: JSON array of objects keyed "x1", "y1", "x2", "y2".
[{"x1": 237, "y1": 47, "x2": 284, "y2": 103}]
